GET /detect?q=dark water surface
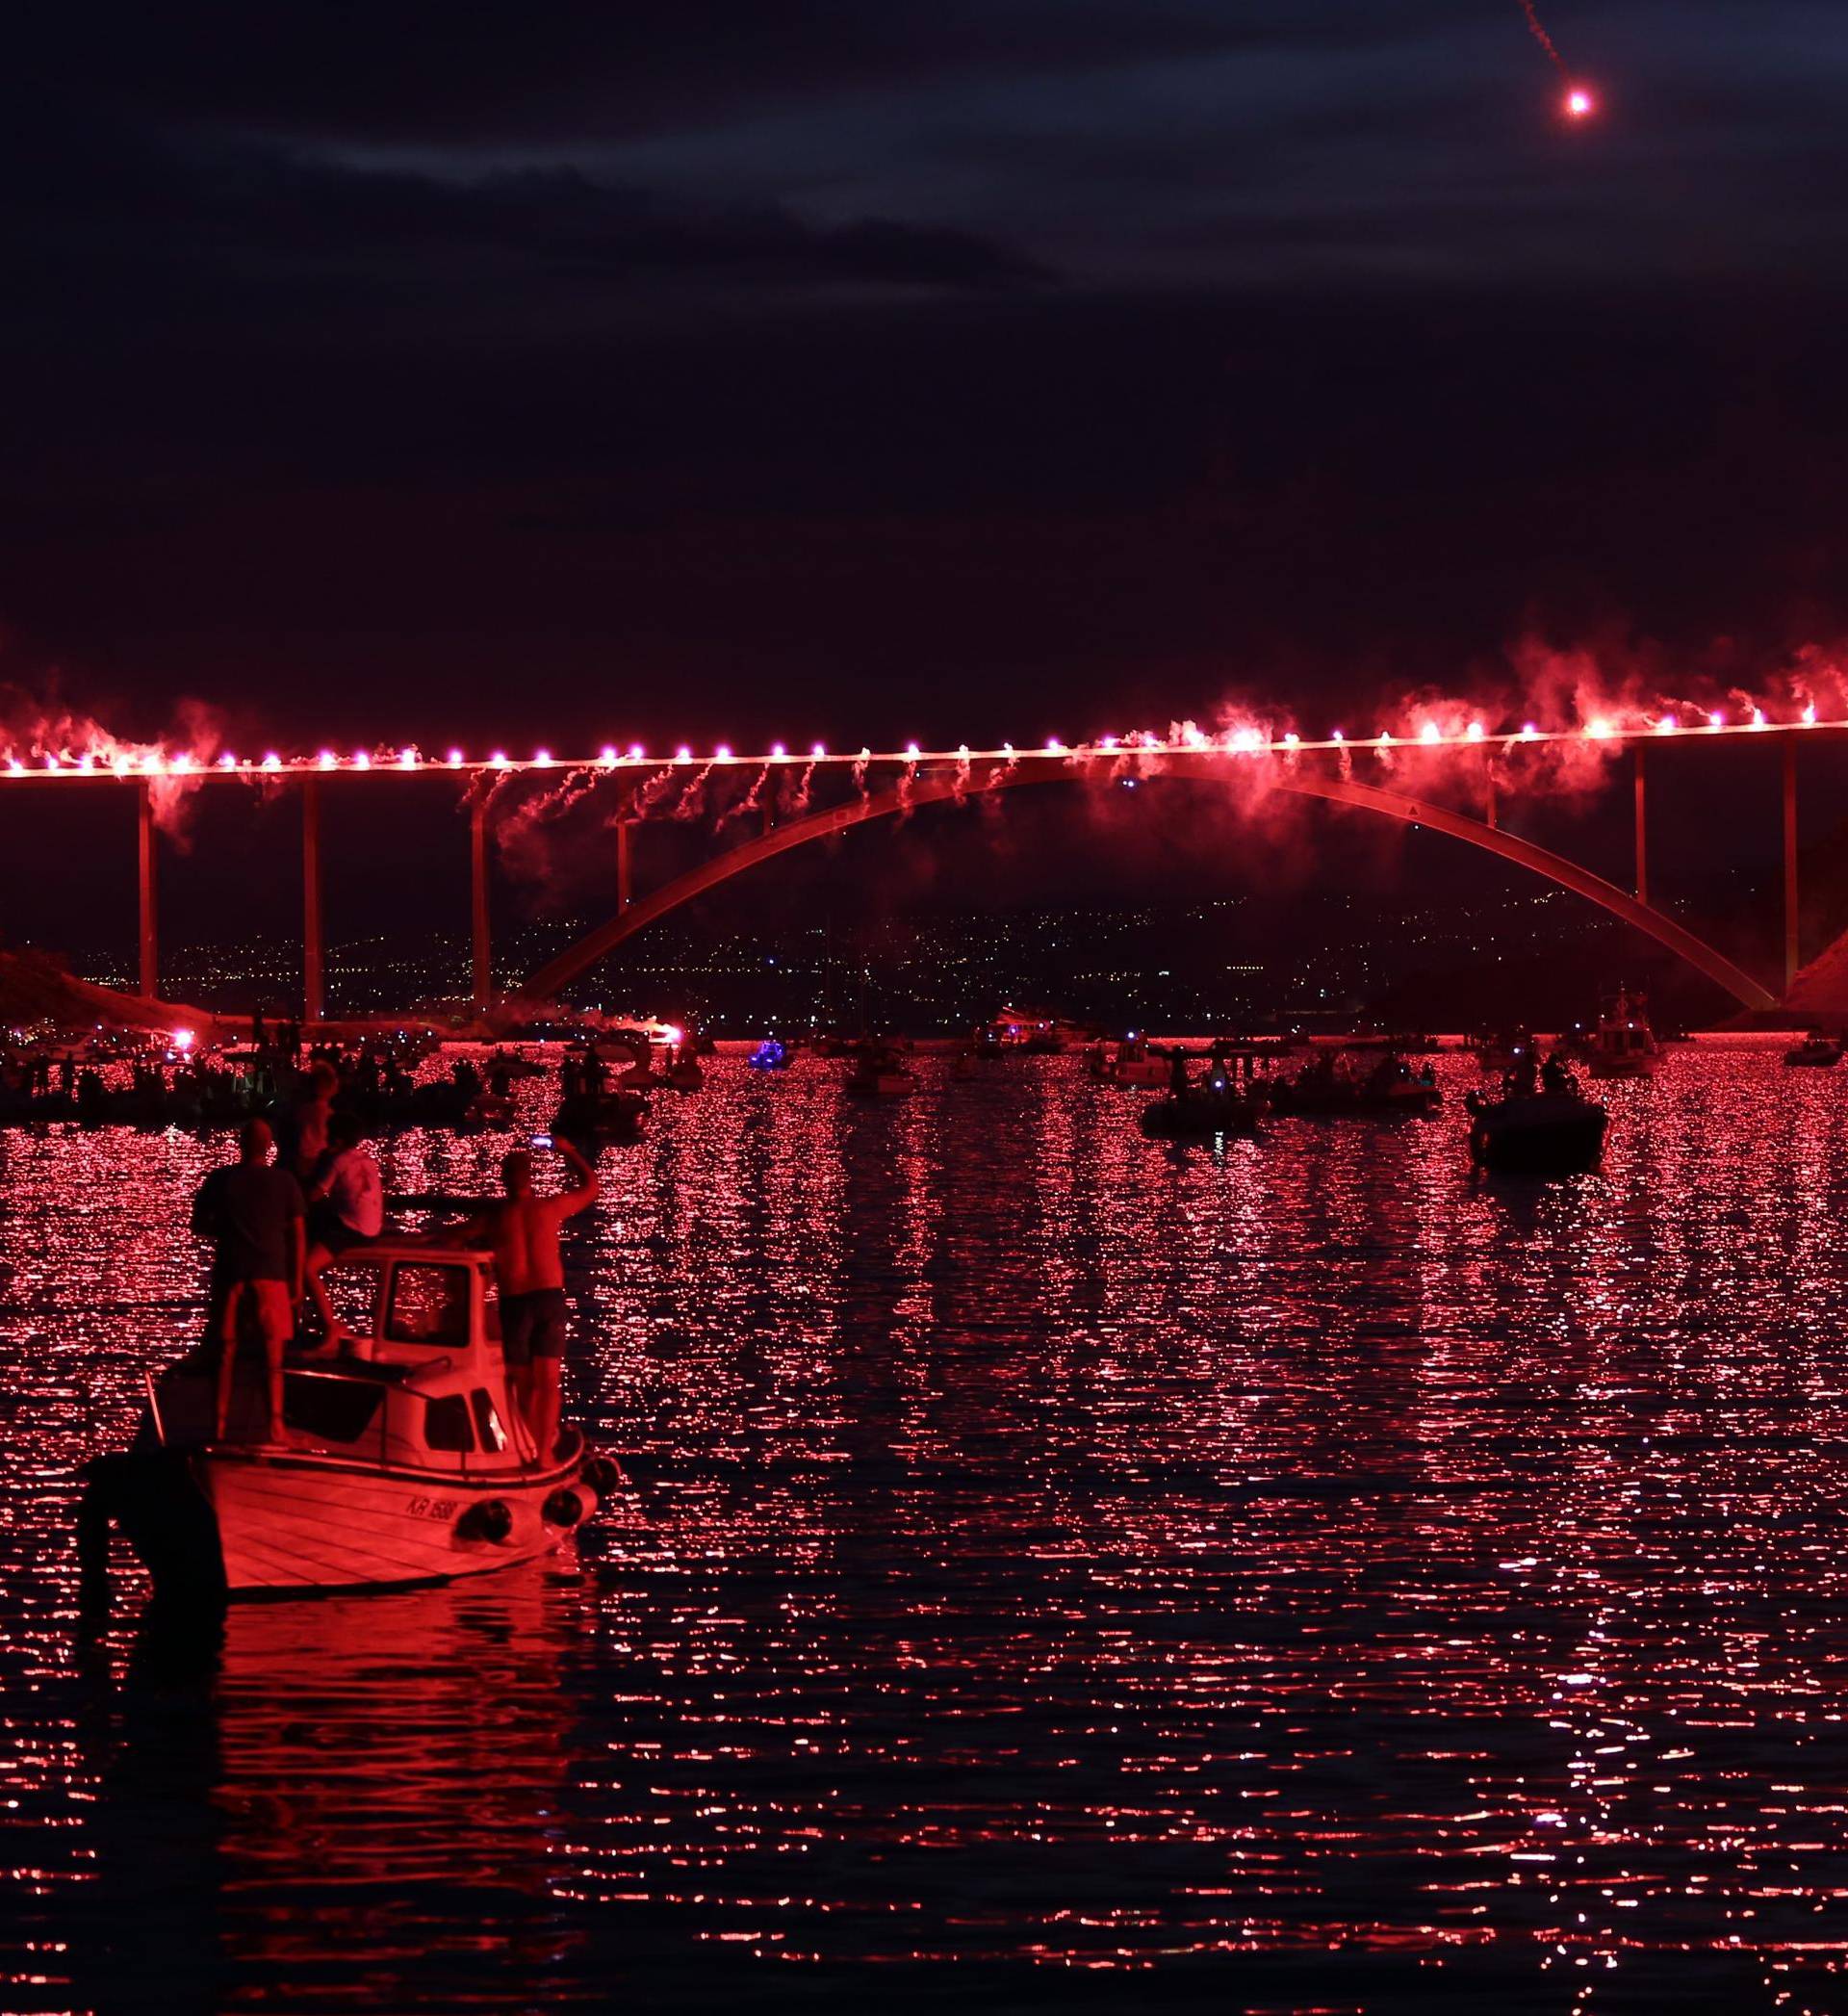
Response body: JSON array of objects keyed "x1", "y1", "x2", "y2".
[{"x1": 5, "y1": 1044, "x2": 1848, "y2": 2013}]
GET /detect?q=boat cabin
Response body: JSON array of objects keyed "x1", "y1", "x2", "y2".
[{"x1": 148, "y1": 1240, "x2": 541, "y2": 1475}]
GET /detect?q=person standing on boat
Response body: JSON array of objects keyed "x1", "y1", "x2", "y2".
[
  {"x1": 276, "y1": 1057, "x2": 340, "y2": 1185},
  {"x1": 303, "y1": 1113, "x2": 385, "y2": 1336},
  {"x1": 1167, "y1": 1047, "x2": 1190, "y2": 1100},
  {"x1": 191, "y1": 1117, "x2": 307, "y2": 1446},
  {"x1": 469, "y1": 1139, "x2": 599, "y2": 1464}
]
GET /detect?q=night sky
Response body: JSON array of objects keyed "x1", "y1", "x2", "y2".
[{"x1": 5, "y1": 0, "x2": 1847, "y2": 760}]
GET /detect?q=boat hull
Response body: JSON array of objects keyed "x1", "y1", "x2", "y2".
[
  {"x1": 1585, "y1": 1055, "x2": 1658, "y2": 1079},
  {"x1": 94, "y1": 1443, "x2": 598, "y2": 1599},
  {"x1": 1270, "y1": 1089, "x2": 1441, "y2": 1118},
  {"x1": 1469, "y1": 1098, "x2": 1607, "y2": 1174},
  {"x1": 1140, "y1": 1095, "x2": 1259, "y2": 1139}
]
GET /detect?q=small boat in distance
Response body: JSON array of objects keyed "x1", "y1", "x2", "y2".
[
  {"x1": 78, "y1": 1239, "x2": 614, "y2": 1604},
  {"x1": 1784, "y1": 1032, "x2": 1844, "y2": 1068},
  {"x1": 748, "y1": 1038, "x2": 792, "y2": 1071},
  {"x1": 1267, "y1": 1051, "x2": 1441, "y2": 1118},
  {"x1": 986, "y1": 1007, "x2": 1095, "y2": 1056},
  {"x1": 1471, "y1": 1029, "x2": 1537, "y2": 1074},
  {"x1": 1577, "y1": 988, "x2": 1662, "y2": 1080},
  {"x1": 844, "y1": 1042, "x2": 917, "y2": 1097},
  {"x1": 660, "y1": 1047, "x2": 705, "y2": 1092},
  {"x1": 1140, "y1": 1081, "x2": 1260, "y2": 1139},
  {"x1": 552, "y1": 1086, "x2": 648, "y2": 1142},
  {"x1": 1086, "y1": 1034, "x2": 1171, "y2": 1087}
]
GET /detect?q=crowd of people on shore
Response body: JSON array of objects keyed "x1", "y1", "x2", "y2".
[{"x1": 0, "y1": 1026, "x2": 529, "y2": 1131}]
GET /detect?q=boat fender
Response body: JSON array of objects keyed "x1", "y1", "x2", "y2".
[
  {"x1": 543, "y1": 1487, "x2": 585, "y2": 1528},
  {"x1": 457, "y1": 1499, "x2": 514, "y2": 1544},
  {"x1": 580, "y1": 1454, "x2": 622, "y2": 1495}
]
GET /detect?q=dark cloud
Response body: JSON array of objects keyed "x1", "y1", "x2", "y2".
[
  {"x1": 0, "y1": 0, "x2": 1846, "y2": 757},
  {"x1": 9, "y1": 3, "x2": 1467, "y2": 144},
  {"x1": 4, "y1": 138, "x2": 1042, "y2": 333}
]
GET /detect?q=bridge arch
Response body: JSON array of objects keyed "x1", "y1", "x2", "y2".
[{"x1": 521, "y1": 756, "x2": 1778, "y2": 1011}]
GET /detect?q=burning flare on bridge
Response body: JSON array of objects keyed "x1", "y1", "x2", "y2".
[{"x1": 5, "y1": 642, "x2": 1848, "y2": 792}]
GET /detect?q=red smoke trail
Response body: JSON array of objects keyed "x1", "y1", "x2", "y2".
[
  {"x1": 782, "y1": 761, "x2": 816, "y2": 816},
  {"x1": 1519, "y1": 0, "x2": 1568, "y2": 76},
  {"x1": 672, "y1": 764, "x2": 713, "y2": 819},
  {"x1": 633, "y1": 764, "x2": 678, "y2": 814},
  {"x1": 716, "y1": 764, "x2": 770, "y2": 828},
  {"x1": 490, "y1": 769, "x2": 599, "y2": 906},
  {"x1": 0, "y1": 686, "x2": 232, "y2": 835}
]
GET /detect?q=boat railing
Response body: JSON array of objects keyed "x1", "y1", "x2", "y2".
[{"x1": 144, "y1": 1367, "x2": 168, "y2": 1448}]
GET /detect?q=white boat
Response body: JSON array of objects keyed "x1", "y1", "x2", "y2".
[
  {"x1": 1580, "y1": 988, "x2": 1662, "y2": 1079},
  {"x1": 986, "y1": 1007, "x2": 1093, "y2": 1055},
  {"x1": 80, "y1": 1239, "x2": 617, "y2": 1604}
]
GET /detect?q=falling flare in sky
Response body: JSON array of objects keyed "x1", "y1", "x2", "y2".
[{"x1": 1519, "y1": 0, "x2": 1596, "y2": 119}]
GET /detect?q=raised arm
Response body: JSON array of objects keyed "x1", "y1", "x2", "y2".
[{"x1": 554, "y1": 1137, "x2": 600, "y2": 1217}]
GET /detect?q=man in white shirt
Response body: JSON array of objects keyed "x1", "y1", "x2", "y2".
[{"x1": 305, "y1": 1111, "x2": 385, "y2": 1338}]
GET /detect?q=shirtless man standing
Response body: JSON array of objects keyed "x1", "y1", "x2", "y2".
[{"x1": 472, "y1": 1138, "x2": 599, "y2": 1462}]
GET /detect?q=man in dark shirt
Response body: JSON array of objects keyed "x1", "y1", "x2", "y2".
[{"x1": 192, "y1": 1117, "x2": 307, "y2": 1445}]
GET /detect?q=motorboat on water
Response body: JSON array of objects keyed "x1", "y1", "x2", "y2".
[
  {"x1": 550, "y1": 1088, "x2": 648, "y2": 1142},
  {"x1": 660, "y1": 1048, "x2": 705, "y2": 1092},
  {"x1": 1266, "y1": 1052, "x2": 1441, "y2": 1118},
  {"x1": 1784, "y1": 1032, "x2": 1844, "y2": 1068},
  {"x1": 844, "y1": 1043, "x2": 917, "y2": 1097},
  {"x1": 78, "y1": 1239, "x2": 619, "y2": 1604},
  {"x1": 462, "y1": 1092, "x2": 516, "y2": 1128},
  {"x1": 986, "y1": 1007, "x2": 1095, "y2": 1056},
  {"x1": 1465, "y1": 1074, "x2": 1607, "y2": 1174},
  {"x1": 1575, "y1": 988, "x2": 1662, "y2": 1080},
  {"x1": 1471, "y1": 1029, "x2": 1538, "y2": 1074},
  {"x1": 747, "y1": 1038, "x2": 791, "y2": 1072},
  {"x1": 484, "y1": 1047, "x2": 549, "y2": 1080},
  {"x1": 1086, "y1": 1035, "x2": 1172, "y2": 1088},
  {"x1": 1139, "y1": 1082, "x2": 1260, "y2": 1139}
]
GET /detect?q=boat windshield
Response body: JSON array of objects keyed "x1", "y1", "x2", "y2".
[
  {"x1": 319, "y1": 1260, "x2": 381, "y2": 1341},
  {"x1": 385, "y1": 1262, "x2": 474, "y2": 1349}
]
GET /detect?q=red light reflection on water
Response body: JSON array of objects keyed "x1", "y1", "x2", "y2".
[{"x1": 4, "y1": 1046, "x2": 1848, "y2": 2009}]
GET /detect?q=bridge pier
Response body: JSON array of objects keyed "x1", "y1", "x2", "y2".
[
  {"x1": 1633, "y1": 744, "x2": 1648, "y2": 907},
  {"x1": 616, "y1": 815, "x2": 632, "y2": 915},
  {"x1": 471, "y1": 794, "x2": 492, "y2": 1014},
  {"x1": 301, "y1": 776, "x2": 324, "y2": 1023},
  {"x1": 1784, "y1": 738, "x2": 1800, "y2": 991},
  {"x1": 136, "y1": 778, "x2": 159, "y2": 1000}
]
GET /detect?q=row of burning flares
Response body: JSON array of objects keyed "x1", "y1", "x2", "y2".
[{"x1": 0, "y1": 704, "x2": 1840, "y2": 780}]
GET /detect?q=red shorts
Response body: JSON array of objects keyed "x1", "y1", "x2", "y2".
[{"x1": 220, "y1": 1279, "x2": 295, "y2": 1349}]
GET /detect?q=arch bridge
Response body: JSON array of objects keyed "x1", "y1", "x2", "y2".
[
  {"x1": 13, "y1": 728, "x2": 1827, "y2": 1021},
  {"x1": 521, "y1": 744, "x2": 1788, "y2": 1015}
]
